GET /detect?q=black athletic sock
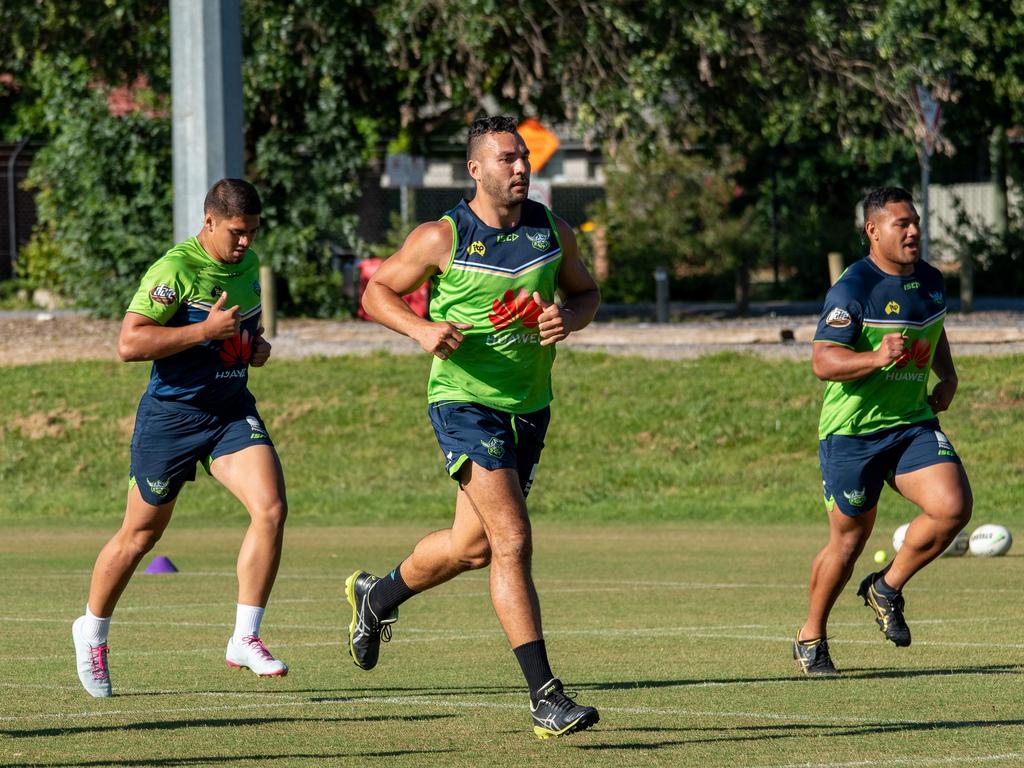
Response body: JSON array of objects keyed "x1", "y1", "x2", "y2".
[
  {"x1": 513, "y1": 639, "x2": 555, "y2": 701},
  {"x1": 368, "y1": 564, "x2": 417, "y2": 616},
  {"x1": 876, "y1": 574, "x2": 900, "y2": 597}
]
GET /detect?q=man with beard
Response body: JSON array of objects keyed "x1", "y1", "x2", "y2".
[{"x1": 350, "y1": 115, "x2": 601, "y2": 738}]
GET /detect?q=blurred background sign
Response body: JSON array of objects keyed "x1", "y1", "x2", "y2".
[
  {"x1": 383, "y1": 153, "x2": 426, "y2": 189},
  {"x1": 517, "y1": 118, "x2": 559, "y2": 173}
]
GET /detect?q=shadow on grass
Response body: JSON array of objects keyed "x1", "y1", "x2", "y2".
[
  {"x1": 573, "y1": 717, "x2": 1024, "y2": 751},
  {"x1": 577, "y1": 662, "x2": 1024, "y2": 691},
  {"x1": 110, "y1": 683, "x2": 528, "y2": 699},
  {"x1": 3, "y1": 713, "x2": 453, "y2": 739},
  {"x1": 6, "y1": 749, "x2": 456, "y2": 767}
]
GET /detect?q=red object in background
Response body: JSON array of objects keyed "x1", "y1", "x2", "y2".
[{"x1": 357, "y1": 258, "x2": 429, "y2": 321}]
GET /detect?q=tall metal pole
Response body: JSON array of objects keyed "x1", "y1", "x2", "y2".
[
  {"x1": 920, "y1": 147, "x2": 930, "y2": 264},
  {"x1": 170, "y1": 0, "x2": 244, "y2": 242}
]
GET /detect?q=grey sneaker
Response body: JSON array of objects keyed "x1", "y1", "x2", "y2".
[
  {"x1": 344, "y1": 570, "x2": 398, "y2": 670},
  {"x1": 72, "y1": 615, "x2": 112, "y2": 698},
  {"x1": 793, "y1": 634, "x2": 840, "y2": 676},
  {"x1": 857, "y1": 571, "x2": 911, "y2": 647}
]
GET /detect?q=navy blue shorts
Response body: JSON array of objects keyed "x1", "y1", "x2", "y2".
[
  {"x1": 428, "y1": 402, "x2": 550, "y2": 498},
  {"x1": 820, "y1": 419, "x2": 961, "y2": 517},
  {"x1": 129, "y1": 392, "x2": 274, "y2": 505}
]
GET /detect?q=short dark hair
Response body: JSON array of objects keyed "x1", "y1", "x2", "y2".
[
  {"x1": 204, "y1": 178, "x2": 262, "y2": 218},
  {"x1": 467, "y1": 115, "x2": 519, "y2": 161},
  {"x1": 862, "y1": 186, "x2": 914, "y2": 223}
]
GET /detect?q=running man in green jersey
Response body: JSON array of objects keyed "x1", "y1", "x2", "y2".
[
  {"x1": 794, "y1": 187, "x2": 972, "y2": 676},
  {"x1": 352, "y1": 116, "x2": 601, "y2": 738},
  {"x1": 72, "y1": 179, "x2": 290, "y2": 697}
]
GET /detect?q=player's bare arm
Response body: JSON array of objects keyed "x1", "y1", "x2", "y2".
[
  {"x1": 118, "y1": 291, "x2": 241, "y2": 362},
  {"x1": 362, "y1": 221, "x2": 473, "y2": 359},
  {"x1": 250, "y1": 326, "x2": 272, "y2": 367},
  {"x1": 811, "y1": 332, "x2": 906, "y2": 382},
  {"x1": 927, "y1": 329, "x2": 958, "y2": 413},
  {"x1": 533, "y1": 218, "x2": 600, "y2": 347}
]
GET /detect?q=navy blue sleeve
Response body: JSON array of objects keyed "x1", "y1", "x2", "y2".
[{"x1": 814, "y1": 280, "x2": 863, "y2": 348}]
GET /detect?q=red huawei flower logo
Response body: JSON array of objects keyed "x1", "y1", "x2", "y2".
[
  {"x1": 219, "y1": 329, "x2": 252, "y2": 367},
  {"x1": 895, "y1": 338, "x2": 931, "y2": 369},
  {"x1": 489, "y1": 288, "x2": 542, "y2": 331}
]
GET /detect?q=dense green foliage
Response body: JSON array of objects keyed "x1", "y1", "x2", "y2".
[
  {"x1": 2, "y1": 352, "x2": 1021, "y2": 527},
  {"x1": 20, "y1": 55, "x2": 173, "y2": 317},
  {"x1": 2, "y1": 1, "x2": 1022, "y2": 312}
]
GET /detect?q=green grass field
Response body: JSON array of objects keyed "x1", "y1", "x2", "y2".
[
  {"x1": 2, "y1": 352, "x2": 1023, "y2": 766},
  {"x1": 3, "y1": 524, "x2": 1023, "y2": 767}
]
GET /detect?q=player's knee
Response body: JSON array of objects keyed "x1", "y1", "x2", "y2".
[
  {"x1": 490, "y1": 526, "x2": 532, "y2": 563},
  {"x1": 457, "y1": 541, "x2": 491, "y2": 570},
  {"x1": 127, "y1": 528, "x2": 163, "y2": 557},
  {"x1": 253, "y1": 499, "x2": 288, "y2": 531},
  {"x1": 833, "y1": 529, "x2": 869, "y2": 561},
  {"x1": 942, "y1": 495, "x2": 973, "y2": 529}
]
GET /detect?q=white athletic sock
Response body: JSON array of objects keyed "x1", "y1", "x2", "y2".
[
  {"x1": 233, "y1": 604, "x2": 265, "y2": 641},
  {"x1": 82, "y1": 605, "x2": 111, "y2": 646}
]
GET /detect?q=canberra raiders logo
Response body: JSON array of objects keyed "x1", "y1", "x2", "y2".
[
  {"x1": 526, "y1": 231, "x2": 551, "y2": 251},
  {"x1": 480, "y1": 436, "x2": 506, "y2": 458},
  {"x1": 842, "y1": 487, "x2": 866, "y2": 507}
]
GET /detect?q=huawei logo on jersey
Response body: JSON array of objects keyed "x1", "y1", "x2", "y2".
[
  {"x1": 895, "y1": 338, "x2": 930, "y2": 369},
  {"x1": 489, "y1": 288, "x2": 542, "y2": 331},
  {"x1": 220, "y1": 329, "x2": 252, "y2": 367}
]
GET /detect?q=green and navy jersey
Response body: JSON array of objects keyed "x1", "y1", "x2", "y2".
[
  {"x1": 427, "y1": 199, "x2": 562, "y2": 413},
  {"x1": 126, "y1": 237, "x2": 262, "y2": 406},
  {"x1": 814, "y1": 257, "x2": 947, "y2": 439}
]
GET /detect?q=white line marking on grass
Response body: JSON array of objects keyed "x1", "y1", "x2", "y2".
[
  {"x1": 0, "y1": 691, "x2": 940, "y2": 728},
  {"x1": 5, "y1": 621, "x2": 1024, "y2": 664},
  {"x1": 14, "y1": 571, "x2": 1024, "y2": 595},
  {"x1": 0, "y1": 699, "x2": 314, "y2": 723},
  {"x1": 687, "y1": 632, "x2": 1024, "y2": 650},
  {"x1": 757, "y1": 754, "x2": 1024, "y2": 768}
]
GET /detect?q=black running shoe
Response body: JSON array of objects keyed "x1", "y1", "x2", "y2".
[
  {"x1": 530, "y1": 678, "x2": 600, "y2": 739},
  {"x1": 857, "y1": 571, "x2": 911, "y2": 647},
  {"x1": 344, "y1": 570, "x2": 399, "y2": 670},
  {"x1": 793, "y1": 634, "x2": 839, "y2": 676}
]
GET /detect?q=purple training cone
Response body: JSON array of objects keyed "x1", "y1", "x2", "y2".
[{"x1": 144, "y1": 555, "x2": 179, "y2": 574}]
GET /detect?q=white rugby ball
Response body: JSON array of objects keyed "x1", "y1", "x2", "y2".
[
  {"x1": 969, "y1": 524, "x2": 1013, "y2": 557},
  {"x1": 941, "y1": 528, "x2": 970, "y2": 557},
  {"x1": 892, "y1": 523, "x2": 909, "y2": 553}
]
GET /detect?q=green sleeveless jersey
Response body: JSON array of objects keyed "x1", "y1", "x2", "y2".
[
  {"x1": 126, "y1": 237, "x2": 263, "y2": 406},
  {"x1": 814, "y1": 257, "x2": 947, "y2": 439},
  {"x1": 426, "y1": 199, "x2": 563, "y2": 413}
]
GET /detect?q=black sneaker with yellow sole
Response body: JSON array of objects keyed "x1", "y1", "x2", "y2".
[
  {"x1": 530, "y1": 678, "x2": 599, "y2": 739},
  {"x1": 344, "y1": 570, "x2": 399, "y2": 670},
  {"x1": 857, "y1": 571, "x2": 911, "y2": 647},
  {"x1": 793, "y1": 633, "x2": 839, "y2": 676}
]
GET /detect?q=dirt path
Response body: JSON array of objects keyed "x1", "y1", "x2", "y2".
[{"x1": 1, "y1": 312, "x2": 1022, "y2": 366}]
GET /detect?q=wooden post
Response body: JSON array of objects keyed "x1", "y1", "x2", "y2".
[
  {"x1": 827, "y1": 252, "x2": 844, "y2": 286},
  {"x1": 960, "y1": 252, "x2": 974, "y2": 314},
  {"x1": 260, "y1": 265, "x2": 276, "y2": 338}
]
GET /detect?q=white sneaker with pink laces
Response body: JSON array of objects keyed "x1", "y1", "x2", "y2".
[
  {"x1": 225, "y1": 635, "x2": 288, "y2": 677},
  {"x1": 72, "y1": 615, "x2": 113, "y2": 697}
]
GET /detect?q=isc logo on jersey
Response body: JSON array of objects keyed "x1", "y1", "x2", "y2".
[{"x1": 825, "y1": 307, "x2": 852, "y2": 328}]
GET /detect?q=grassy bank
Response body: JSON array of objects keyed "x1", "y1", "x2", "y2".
[{"x1": 2, "y1": 351, "x2": 1021, "y2": 527}]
